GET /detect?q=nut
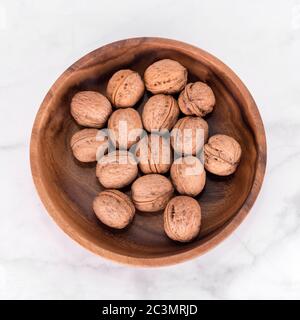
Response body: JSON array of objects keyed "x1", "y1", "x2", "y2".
[
  {"x1": 70, "y1": 129, "x2": 108, "y2": 162},
  {"x1": 204, "y1": 134, "x2": 242, "y2": 176},
  {"x1": 164, "y1": 196, "x2": 201, "y2": 242},
  {"x1": 93, "y1": 189, "x2": 135, "y2": 229},
  {"x1": 131, "y1": 174, "x2": 174, "y2": 212},
  {"x1": 108, "y1": 108, "x2": 143, "y2": 149},
  {"x1": 178, "y1": 82, "x2": 215, "y2": 117},
  {"x1": 70, "y1": 91, "x2": 112, "y2": 128},
  {"x1": 171, "y1": 116, "x2": 209, "y2": 155},
  {"x1": 136, "y1": 134, "x2": 172, "y2": 174},
  {"x1": 144, "y1": 59, "x2": 187, "y2": 94},
  {"x1": 107, "y1": 69, "x2": 144, "y2": 108},
  {"x1": 142, "y1": 94, "x2": 179, "y2": 132},
  {"x1": 96, "y1": 150, "x2": 138, "y2": 189},
  {"x1": 170, "y1": 156, "x2": 206, "y2": 196}
]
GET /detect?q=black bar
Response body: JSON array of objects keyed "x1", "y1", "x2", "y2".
[{"x1": 0, "y1": 300, "x2": 298, "y2": 319}]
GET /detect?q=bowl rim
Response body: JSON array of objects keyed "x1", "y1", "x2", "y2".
[{"x1": 30, "y1": 37, "x2": 267, "y2": 267}]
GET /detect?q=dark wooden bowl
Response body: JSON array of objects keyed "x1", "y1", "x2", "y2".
[{"x1": 30, "y1": 38, "x2": 266, "y2": 267}]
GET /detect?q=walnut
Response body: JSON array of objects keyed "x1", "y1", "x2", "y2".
[
  {"x1": 131, "y1": 174, "x2": 174, "y2": 212},
  {"x1": 70, "y1": 91, "x2": 112, "y2": 128},
  {"x1": 164, "y1": 196, "x2": 201, "y2": 242},
  {"x1": 171, "y1": 116, "x2": 209, "y2": 155},
  {"x1": 67, "y1": 59, "x2": 246, "y2": 240},
  {"x1": 70, "y1": 129, "x2": 108, "y2": 162},
  {"x1": 96, "y1": 150, "x2": 138, "y2": 189},
  {"x1": 170, "y1": 156, "x2": 206, "y2": 196},
  {"x1": 142, "y1": 94, "x2": 179, "y2": 132},
  {"x1": 93, "y1": 189, "x2": 135, "y2": 229},
  {"x1": 204, "y1": 134, "x2": 242, "y2": 176},
  {"x1": 108, "y1": 108, "x2": 143, "y2": 149},
  {"x1": 178, "y1": 82, "x2": 215, "y2": 117},
  {"x1": 144, "y1": 59, "x2": 187, "y2": 94},
  {"x1": 107, "y1": 69, "x2": 144, "y2": 108},
  {"x1": 135, "y1": 134, "x2": 172, "y2": 174}
]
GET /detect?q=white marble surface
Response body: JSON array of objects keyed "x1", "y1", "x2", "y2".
[{"x1": 0, "y1": 0, "x2": 300, "y2": 300}]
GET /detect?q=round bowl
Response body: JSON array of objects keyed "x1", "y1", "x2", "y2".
[{"x1": 30, "y1": 38, "x2": 266, "y2": 267}]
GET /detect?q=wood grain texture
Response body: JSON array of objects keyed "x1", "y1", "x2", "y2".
[{"x1": 30, "y1": 38, "x2": 267, "y2": 267}]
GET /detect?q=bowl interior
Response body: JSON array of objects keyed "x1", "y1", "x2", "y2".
[{"x1": 32, "y1": 38, "x2": 262, "y2": 264}]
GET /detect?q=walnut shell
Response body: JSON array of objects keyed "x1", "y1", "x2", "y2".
[
  {"x1": 131, "y1": 174, "x2": 174, "y2": 212},
  {"x1": 136, "y1": 134, "x2": 172, "y2": 174},
  {"x1": 144, "y1": 59, "x2": 187, "y2": 94},
  {"x1": 70, "y1": 91, "x2": 112, "y2": 128},
  {"x1": 70, "y1": 129, "x2": 108, "y2": 162},
  {"x1": 178, "y1": 82, "x2": 215, "y2": 117},
  {"x1": 171, "y1": 116, "x2": 209, "y2": 155},
  {"x1": 93, "y1": 189, "x2": 135, "y2": 229},
  {"x1": 142, "y1": 94, "x2": 180, "y2": 132},
  {"x1": 164, "y1": 196, "x2": 201, "y2": 242},
  {"x1": 107, "y1": 69, "x2": 144, "y2": 108},
  {"x1": 96, "y1": 150, "x2": 138, "y2": 189},
  {"x1": 170, "y1": 156, "x2": 206, "y2": 196},
  {"x1": 204, "y1": 134, "x2": 242, "y2": 176},
  {"x1": 108, "y1": 108, "x2": 143, "y2": 149}
]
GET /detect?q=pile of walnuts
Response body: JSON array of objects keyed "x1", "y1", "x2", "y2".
[{"x1": 70, "y1": 59, "x2": 242, "y2": 243}]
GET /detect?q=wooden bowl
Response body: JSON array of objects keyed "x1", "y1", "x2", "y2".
[{"x1": 30, "y1": 38, "x2": 266, "y2": 267}]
